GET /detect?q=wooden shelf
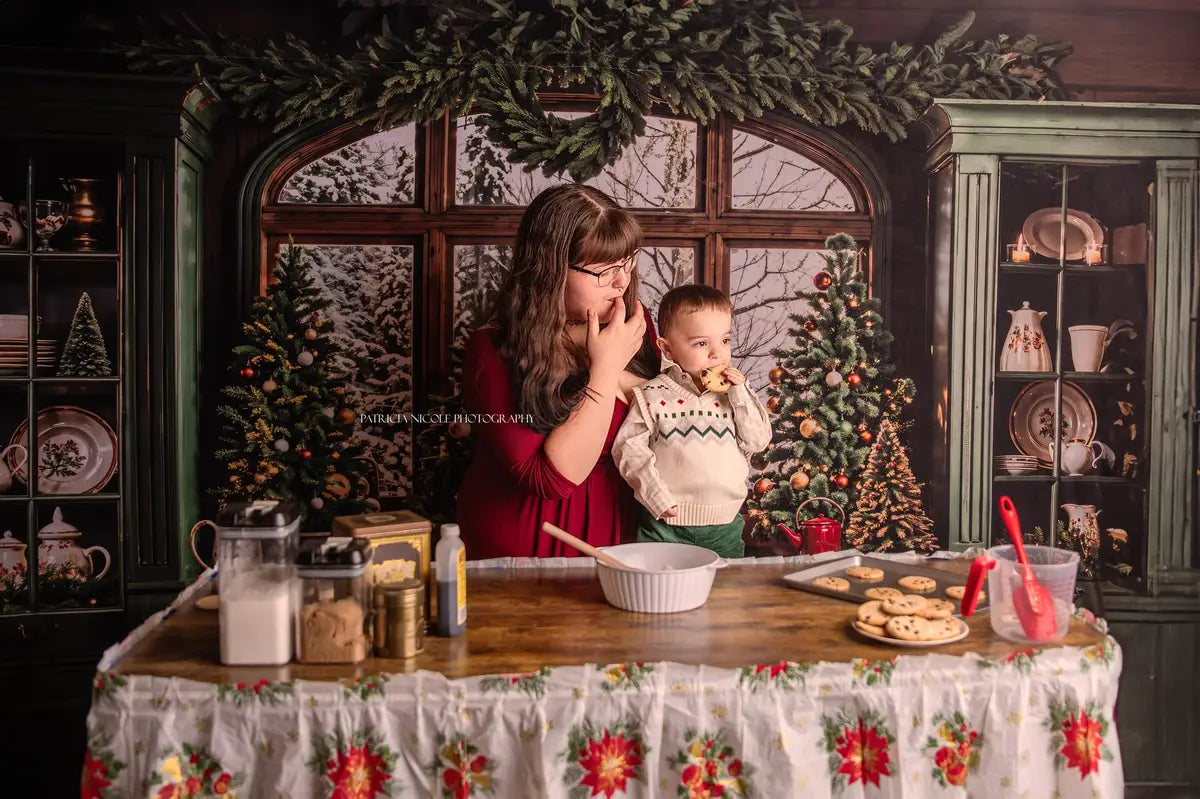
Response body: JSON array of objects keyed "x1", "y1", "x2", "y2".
[{"x1": 33, "y1": 251, "x2": 119, "y2": 261}]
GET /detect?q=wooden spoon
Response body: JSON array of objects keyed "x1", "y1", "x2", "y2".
[{"x1": 541, "y1": 522, "x2": 634, "y2": 569}]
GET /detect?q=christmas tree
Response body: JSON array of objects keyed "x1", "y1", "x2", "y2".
[
  {"x1": 843, "y1": 379, "x2": 938, "y2": 553},
  {"x1": 745, "y1": 233, "x2": 894, "y2": 542},
  {"x1": 213, "y1": 244, "x2": 371, "y2": 531},
  {"x1": 57, "y1": 292, "x2": 112, "y2": 377}
]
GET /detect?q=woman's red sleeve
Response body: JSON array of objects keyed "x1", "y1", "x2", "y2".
[{"x1": 461, "y1": 331, "x2": 580, "y2": 499}]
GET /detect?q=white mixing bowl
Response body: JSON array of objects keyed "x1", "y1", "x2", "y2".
[{"x1": 595, "y1": 542, "x2": 726, "y2": 613}]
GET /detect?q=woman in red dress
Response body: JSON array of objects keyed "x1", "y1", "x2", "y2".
[{"x1": 457, "y1": 184, "x2": 661, "y2": 559}]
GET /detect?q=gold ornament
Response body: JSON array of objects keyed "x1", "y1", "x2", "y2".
[
  {"x1": 253, "y1": 472, "x2": 266, "y2": 484},
  {"x1": 305, "y1": 329, "x2": 317, "y2": 340},
  {"x1": 331, "y1": 451, "x2": 340, "y2": 460},
  {"x1": 765, "y1": 396, "x2": 780, "y2": 414},
  {"x1": 339, "y1": 409, "x2": 356, "y2": 425},
  {"x1": 799, "y1": 418, "x2": 819, "y2": 438},
  {"x1": 324, "y1": 473, "x2": 351, "y2": 499},
  {"x1": 768, "y1": 367, "x2": 785, "y2": 385},
  {"x1": 789, "y1": 471, "x2": 810, "y2": 490}
]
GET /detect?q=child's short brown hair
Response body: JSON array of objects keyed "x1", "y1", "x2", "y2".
[{"x1": 657, "y1": 284, "x2": 732, "y2": 335}]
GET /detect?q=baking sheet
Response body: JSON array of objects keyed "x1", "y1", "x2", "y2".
[{"x1": 782, "y1": 554, "x2": 988, "y2": 612}]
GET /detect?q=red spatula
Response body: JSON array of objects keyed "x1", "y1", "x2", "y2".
[{"x1": 998, "y1": 496, "x2": 1058, "y2": 642}]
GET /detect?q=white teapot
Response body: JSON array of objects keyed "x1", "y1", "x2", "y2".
[
  {"x1": 1000, "y1": 301, "x2": 1053, "y2": 372},
  {"x1": 37, "y1": 506, "x2": 110, "y2": 583},
  {"x1": 1060, "y1": 439, "x2": 1103, "y2": 476},
  {"x1": 0, "y1": 530, "x2": 28, "y2": 591}
]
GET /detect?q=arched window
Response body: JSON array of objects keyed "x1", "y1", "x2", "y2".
[{"x1": 256, "y1": 103, "x2": 883, "y2": 500}]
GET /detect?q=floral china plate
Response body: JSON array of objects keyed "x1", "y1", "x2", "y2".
[
  {"x1": 7, "y1": 406, "x2": 117, "y2": 494},
  {"x1": 1008, "y1": 382, "x2": 1097, "y2": 465}
]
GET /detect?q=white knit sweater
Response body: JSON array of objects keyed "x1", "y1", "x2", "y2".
[{"x1": 613, "y1": 364, "x2": 773, "y2": 526}]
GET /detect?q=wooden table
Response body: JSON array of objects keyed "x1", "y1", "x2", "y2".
[
  {"x1": 91, "y1": 559, "x2": 1123, "y2": 798},
  {"x1": 115, "y1": 560, "x2": 1103, "y2": 682}
]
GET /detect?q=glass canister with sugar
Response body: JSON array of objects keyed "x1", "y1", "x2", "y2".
[{"x1": 216, "y1": 500, "x2": 300, "y2": 666}]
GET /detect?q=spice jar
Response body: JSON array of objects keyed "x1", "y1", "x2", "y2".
[
  {"x1": 216, "y1": 500, "x2": 300, "y2": 666},
  {"x1": 373, "y1": 578, "x2": 425, "y2": 659},
  {"x1": 295, "y1": 536, "x2": 371, "y2": 664}
]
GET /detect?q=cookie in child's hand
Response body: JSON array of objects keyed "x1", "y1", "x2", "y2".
[{"x1": 699, "y1": 365, "x2": 733, "y2": 393}]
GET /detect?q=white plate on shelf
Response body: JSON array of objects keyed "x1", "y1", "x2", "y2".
[
  {"x1": 7, "y1": 406, "x2": 117, "y2": 494},
  {"x1": 847, "y1": 618, "x2": 970, "y2": 648},
  {"x1": 1009, "y1": 381, "x2": 1097, "y2": 465},
  {"x1": 1021, "y1": 207, "x2": 1105, "y2": 261}
]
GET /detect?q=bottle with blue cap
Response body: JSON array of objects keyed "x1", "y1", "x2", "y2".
[{"x1": 434, "y1": 523, "x2": 466, "y2": 636}]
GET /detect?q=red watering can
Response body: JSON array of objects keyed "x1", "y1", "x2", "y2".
[{"x1": 777, "y1": 497, "x2": 845, "y2": 555}]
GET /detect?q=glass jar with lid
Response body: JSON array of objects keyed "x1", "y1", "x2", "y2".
[
  {"x1": 295, "y1": 536, "x2": 371, "y2": 664},
  {"x1": 216, "y1": 500, "x2": 300, "y2": 666}
]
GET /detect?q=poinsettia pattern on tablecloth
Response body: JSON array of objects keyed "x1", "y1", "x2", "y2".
[{"x1": 86, "y1": 636, "x2": 1125, "y2": 796}]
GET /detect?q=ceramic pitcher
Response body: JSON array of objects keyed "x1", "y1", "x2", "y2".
[
  {"x1": 0, "y1": 530, "x2": 27, "y2": 591},
  {"x1": 0, "y1": 444, "x2": 27, "y2": 492},
  {"x1": 1061, "y1": 504, "x2": 1101, "y2": 550},
  {"x1": 36, "y1": 506, "x2": 110, "y2": 583},
  {"x1": 1000, "y1": 301, "x2": 1053, "y2": 372},
  {"x1": 1060, "y1": 439, "x2": 1103, "y2": 476},
  {"x1": 1068, "y1": 319, "x2": 1137, "y2": 372}
]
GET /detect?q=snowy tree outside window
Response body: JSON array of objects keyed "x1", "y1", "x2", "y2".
[
  {"x1": 280, "y1": 126, "x2": 416, "y2": 204},
  {"x1": 731, "y1": 130, "x2": 856, "y2": 211},
  {"x1": 297, "y1": 244, "x2": 414, "y2": 498},
  {"x1": 455, "y1": 114, "x2": 697, "y2": 208}
]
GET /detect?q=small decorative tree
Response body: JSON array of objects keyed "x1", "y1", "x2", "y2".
[
  {"x1": 57, "y1": 292, "x2": 112, "y2": 376},
  {"x1": 843, "y1": 379, "x2": 938, "y2": 553},
  {"x1": 746, "y1": 233, "x2": 894, "y2": 540},
  {"x1": 213, "y1": 243, "x2": 371, "y2": 531}
]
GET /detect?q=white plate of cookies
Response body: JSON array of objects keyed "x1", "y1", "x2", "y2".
[{"x1": 849, "y1": 595, "x2": 969, "y2": 647}]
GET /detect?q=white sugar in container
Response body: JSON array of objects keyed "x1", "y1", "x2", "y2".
[{"x1": 216, "y1": 500, "x2": 300, "y2": 665}]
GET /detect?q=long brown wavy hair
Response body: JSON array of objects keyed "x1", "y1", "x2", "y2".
[{"x1": 490, "y1": 184, "x2": 660, "y2": 433}]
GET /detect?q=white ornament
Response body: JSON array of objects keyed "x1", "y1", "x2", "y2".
[
  {"x1": 322, "y1": 407, "x2": 335, "y2": 418},
  {"x1": 273, "y1": 439, "x2": 290, "y2": 452},
  {"x1": 825, "y1": 371, "x2": 843, "y2": 387},
  {"x1": 262, "y1": 379, "x2": 277, "y2": 393},
  {"x1": 310, "y1": 497, "x2": 325, "y2": 510},
  {"x1": 297, "y1": 350, "x2": 314, "y2": 367},
  {"x1": 365, "y1": 497, "x2": 381, "y2": 512}
]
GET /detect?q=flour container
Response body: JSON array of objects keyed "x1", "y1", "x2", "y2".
[{"x1": 216, "y1": 500, "x2": 300, "y2": 665}]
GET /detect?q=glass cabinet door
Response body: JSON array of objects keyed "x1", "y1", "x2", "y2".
[
  {"x1": 0, "y1": 141, "x2": 124, "y2": 615},
  {"x1": 992, "y1": 160, "x2": 1152, "y2": 591}
]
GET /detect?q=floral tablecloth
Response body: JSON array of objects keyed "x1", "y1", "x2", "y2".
[{"x1": 84, "y1": 562, "x2": 1124, "y2": 799}]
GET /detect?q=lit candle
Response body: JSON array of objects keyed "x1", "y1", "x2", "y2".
[
  {"x1": 1085, "y1": 243, "x2": 1102, "y2": 265},
  {"x1": 1010, "y1": 235, "x2": 1030, "y2": 263}
]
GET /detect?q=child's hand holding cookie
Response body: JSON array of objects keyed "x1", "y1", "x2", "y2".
[{"x1": 722, "y1": 366, "x2": 746, "y2": 386}]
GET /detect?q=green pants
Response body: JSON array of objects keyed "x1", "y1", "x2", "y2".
[{"x1": 636, "y1": 508, "x2": 745, "y2": 558}]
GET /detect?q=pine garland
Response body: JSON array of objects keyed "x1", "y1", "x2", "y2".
[{"x1": 127, "y1": 1, "x2": 1072, "y2": 180}]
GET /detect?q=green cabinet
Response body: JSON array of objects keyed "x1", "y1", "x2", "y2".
[
  {"x1": 921, "y1": 99, "x2": 1200, "y2": 597},
  {"x1": 0, "y1": 70, "x2": 216, "y2": 638}
]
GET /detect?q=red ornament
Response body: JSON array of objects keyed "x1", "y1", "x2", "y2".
[
  {"x1": 240, "y1": 367, "x2": 254, "y2": 378},
  {"x1": 299, "y1": 449, "x2": 312, "y2": 460},
  {"x1": 860, "y1": 430, "x2": 873, "y2": 443},
  {"x1": 753, "y1": 477, "x2": 775, "y2": 497},
  {"x1": 803, "y1": 319, "x2": 817, "y2": 332},
  {"x1": 846, "y1": 372, "x2": 862, "y2": 387},
  {"x1": 814, "y1": 271, "x2": 833, "y2": 290},
  {"x1": 833, "y1": 474, "x2": 850, "y2": 488}
]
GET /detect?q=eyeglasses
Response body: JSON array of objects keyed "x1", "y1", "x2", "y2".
[{"x1": 569, "y1": 258, "x2": 637, "y2": 287}]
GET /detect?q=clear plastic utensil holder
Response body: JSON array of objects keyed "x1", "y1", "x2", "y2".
[{"x1": 986, "y1": 545, "x2": 1079, "y2": 643}]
